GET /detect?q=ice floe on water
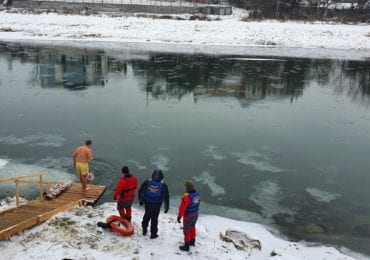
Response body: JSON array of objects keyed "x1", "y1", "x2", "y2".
[
  {"x1": 231, "y1": 150, "x2": 285, "y2": 173},
  {"x1": 0, "y1": 133, "x2": 66, "y2": 147},
  {"x1": 150, "y1": 154, "x2": 169, "y2": 171},
  {"x1": 202, "y1": 145, "x2": 227, "y2": 161},
  {"x1": 249, "y1": 180, "x2": 296, "y2": 220},
  {"x1": 193, "y1": 171, "x2": 225, "y2": 196},
  {"x1": 127, "y1": 159, "x2": 147, "y2": 170},
  {"x1": 0, "y1": 158, "x2": 8, "y2": 169},
  {"x1": 315, "y1": 165, "x2": 339, "y2": 174},
  {"x1": 260, "y1": 144, "x2": 276, "y2": 153},
  {"x1": 306, "y1": 187, "x2": 341, "y2": 203}
]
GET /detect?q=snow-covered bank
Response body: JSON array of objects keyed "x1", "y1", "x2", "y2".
[
  {"x1": 0, "y1": 202, "x2": 366, "y2": 260},
  {"x1": 0, "y1": 10, "x2": 369, "y2": 60},
  {"x1": 0, "y1": 196, "x2": 27, "y2": 211}
]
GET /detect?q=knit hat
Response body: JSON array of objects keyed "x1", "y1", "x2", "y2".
[
  {"x1": 122, "y1": 166, "x2": 129, "y2": 174},
  {"x1": 185, "y1": 180, "x2": 195, "y2": 192}
]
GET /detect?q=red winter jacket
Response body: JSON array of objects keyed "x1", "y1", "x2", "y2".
[
  {"x1": 113, "y1": 174, "x2": 138, "y2": 203},
  {"x1": 178, "y1": 193, "x2": 191, "y2": 218}
]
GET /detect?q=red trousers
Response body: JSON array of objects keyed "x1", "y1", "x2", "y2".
[
  {"x1": 183, "y1": 214, "x2": 198, "y2": 243},
  {"x1": 118, "y1": 207, "x2": 132, "y2": 219}
]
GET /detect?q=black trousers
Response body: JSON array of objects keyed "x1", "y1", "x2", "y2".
[{"x1": 142, "y1": 203, "x2": 161, "y2": 235}]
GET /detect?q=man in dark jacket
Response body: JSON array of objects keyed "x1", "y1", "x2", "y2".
[
  {"x1": 113, "y1": 166, "x2": 138, "y2": 222},
  {"x1": 138, "y1": 169, "x2": 169, "y2": 239},
  {"x1": 177, "y1": 180, "x2": 200, "y2": 252}
]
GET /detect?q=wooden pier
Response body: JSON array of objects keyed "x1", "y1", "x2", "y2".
[{"x1": 0, "y1": 175, "x2": 106, "y2": 241}]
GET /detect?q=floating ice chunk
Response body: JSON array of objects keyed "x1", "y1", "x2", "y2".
[
  {"x1": 260, "y1": 144, "x2": 276, "y2": 153},
  {"x1": 202, "y1": 145, "x2": 226, "y2": 161},
  {"x1": 128, "y1": 159, "x2": 147, "y2": 170},
  {"x1": 150, "y1": 155, "x2": 169, "y2": 171},
  {"x1": 0, "y1": 133, "x2": 66, "y2": 147},
  {"x1": 193, "y1": 171, "x2": 225, "y2": 196},
  {"x1": 0, "y1": 159, "x2": 8, "y2": 169},
  {"x1": 306, "y1": 188, "x2": 341, "y2": 203},
  {"x1": 315, "y1": 166, "x2": 339, "y2": 174},
  {"x1": 232, "y1": 151, "x2": 284, "y2": 173},
  {"x1": 250, "y1": 180, "x2": 296, "y2": 219}
]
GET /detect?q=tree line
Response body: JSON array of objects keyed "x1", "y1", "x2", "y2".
[{"x1": 228, "y1": 0, "x2": 370, "y2": 22}]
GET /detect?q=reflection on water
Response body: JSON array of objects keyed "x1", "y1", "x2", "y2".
[
  {"x1": 0, "y1": 42, "x2": 370, "y2": 256},
  {"x1": 2, "y1": 43, "x2": 369, "y2": 104}
]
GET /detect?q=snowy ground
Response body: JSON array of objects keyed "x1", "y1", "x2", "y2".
[
  {"x1": 0, "y1": 201, "x2": 366, "y2": 260},
  {"x1": 0, "y1": 8, "x2": 369, "y2": 60}
]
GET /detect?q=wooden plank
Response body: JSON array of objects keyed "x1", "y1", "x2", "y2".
[
  {"x1": 18, "y1": 205, "x2": 51, "y2": 212},
  {"x1": 37, "y1": 200, "x2": 79, "y2": 222},
  {"x1": 0, "y1": 216, "x2": 24, "y2": 227},
  {"x1": 33, "y1": 201, "x2": 69, "y2": 209},
  {"x1": 62, "y1": 188, "x2": 104, "y2": 194},
  {"x1": 0, "y1": 206, "x2": 21, "y2": 215},
  {"x1": 0, "y1": 216, "x2": 39, "y2": 240},
  {"x1": 15, "y1": 180, "x2": 20, "y2": 207},
  {"x1": 0, "y1": 173, "x2": 47, "y2": 183},
  {"x1": 1, "y1": 212, "x2": 38, "y2": 220}
]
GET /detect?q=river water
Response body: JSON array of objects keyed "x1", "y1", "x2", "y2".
[{"x1": 0, "y1": 42, "x2": 369, "y2": 256}]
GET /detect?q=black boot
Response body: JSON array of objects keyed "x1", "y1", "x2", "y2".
[
  {"x1": 97, "y1": 221, "x2": 112, "y2": 229},
  {"x1": 150, "y1": 234, "x2": 159, "y2": 239},
  {"x1": 179, "y1": 243, "x2": 190, "y2": 251},
  {"x1": 189, "y1": 239, "x2": 195, "y2": 246},
  {"x1": 142, "y1": 227, "x2": 147, "y2": 236}
]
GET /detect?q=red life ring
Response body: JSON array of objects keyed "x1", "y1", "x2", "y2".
[{"x1": 106, "y1": 215, "x2": 134, "y2": 236}]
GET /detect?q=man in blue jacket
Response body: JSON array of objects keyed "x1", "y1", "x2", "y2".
[{"x1": 138, "y1": 169, "x2": 169, "y2": 239}]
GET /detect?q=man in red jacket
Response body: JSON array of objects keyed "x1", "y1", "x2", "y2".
[
  {"x1": 113, "y1": 166, "x2": 138, "y2": 222},
  {"x1": 177, "y1": 180, "x2": 201, "y2": 252}
]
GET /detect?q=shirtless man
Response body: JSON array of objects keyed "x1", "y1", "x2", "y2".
[{"x1": 72, "y1": 140, "x2": 94, "y2": 192}]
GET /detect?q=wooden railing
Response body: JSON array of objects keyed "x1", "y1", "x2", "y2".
[{"x1": 0, "y1": 174, "x2": 64, "y2": 207}]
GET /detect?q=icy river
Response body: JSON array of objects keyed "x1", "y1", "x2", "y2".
[{"x1": 0, "y1": 42, "x2": 369, "y2": 256}]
